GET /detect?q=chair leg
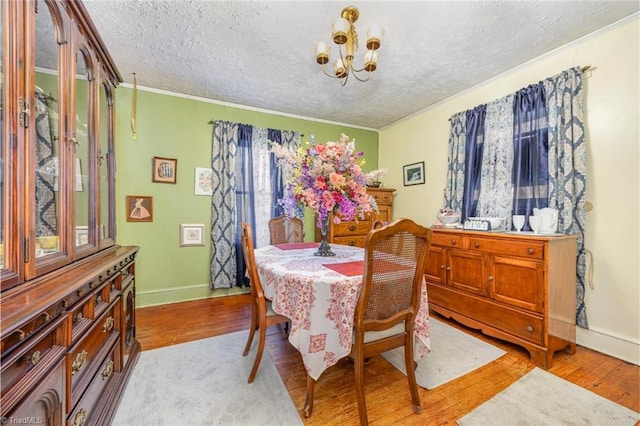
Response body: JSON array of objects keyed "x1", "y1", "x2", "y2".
[
  {"x1": 404, "y1": 341, "x2": 422, "y2": 414},
  {"x1": 303, "y1": 374, "x2": 315, "y2": 418},
  {"x1": 242, "y1": 303, "x2": 258, "y2": 356},
  {"x1": 247, "y1": 318, "x2": 266, "y2": 384},
  {"x1": 354, "y1": 353, "x2": 369, "y2": 425}
]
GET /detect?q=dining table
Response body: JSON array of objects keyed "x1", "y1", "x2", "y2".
[{"x1": 252, "y1": 242, "x2": 432, "y2": 384}]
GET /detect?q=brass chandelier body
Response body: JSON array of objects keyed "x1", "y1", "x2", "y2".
[{"x1": 315, "y1": 6, "x2": 383, "y2": 85}]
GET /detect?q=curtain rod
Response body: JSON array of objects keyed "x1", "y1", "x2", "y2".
[
  {"x1": 447, "y1": 65, "x2": 593, "y2": 121},
  {"x1": 207, "y1": 120, "x2": 304, "y2": 136}
]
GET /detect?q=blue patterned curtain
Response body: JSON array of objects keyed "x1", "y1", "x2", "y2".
[
  {"x1": 543, "y1": 67, "x2": 588, "y2": 328},
  {"x1": 35, "y1": 92, "x2": 58, "y2": 236},
  {"x1": 268, "y1": 129, "x2": 283, "y2": 217},
  {"x1": 444, "y1": 112, "x2": 466, "y2": 212},
  {"x1": 461, "y1": 105, "x2": 486, "y2": 220},
  {"x1": 211, "y1": 121, "x2": 238, "y2": 289},
  {"x1": 211, "y1": 122, "x2": 301, "y2": 289},
  {"x1": 235, "y1": 124, "x2": 255, "y2": 287},
  {"x1": 476, "y1": 94, "x2": 515, "y2": 228},
  {"x1": 512, "y1": 83, "x2": 549, "y2": 222}
]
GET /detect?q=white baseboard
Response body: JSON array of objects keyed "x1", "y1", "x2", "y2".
[{"x1": 577, "y1": 327, "x2": 640, "y2": 366}]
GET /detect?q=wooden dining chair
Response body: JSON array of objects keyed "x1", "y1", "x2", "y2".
[
  {"x1": 304, "y1": 218, "x2": 432, "y2": 424},
  {"x1": 268, "y1": 215, "x2": 304, "y2": 244},
  {"x1": 240, "y1": 222, "x2": 289, "y2": 384}
]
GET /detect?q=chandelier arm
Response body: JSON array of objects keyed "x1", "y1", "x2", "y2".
[
  {"x1": 319, "y1": 64, "x2": 340, "y2": 79},
  {"x1": 350, "y1": 70, "x2": 370, "y2": 83}
]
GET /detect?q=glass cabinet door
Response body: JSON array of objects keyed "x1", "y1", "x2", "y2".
[
  {"x1": 73, "y1": 46, "x2": 94, "y2": 253},
  {"x1": 0, "y1": 0, "x2": 17, "y2": 289},
  {"x1": 98, "y1": 80, "x2": 114, "y2": 247},
  {"x1": 29, "y1": 0, "x2": 69, "y2": 279}
]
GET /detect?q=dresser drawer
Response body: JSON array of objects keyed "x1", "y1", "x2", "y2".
[
  {"x1": 333, "y1": 236, "x2": 367, "y2": 248},
  {"x1": 68, "y1": 340, "x2": 119, "y2": 426},
  {"x1": 467, "y1": 236, "x2": 544, "y2": 260},
  {"x1": 432, "y1": 232, "x2": 463, "y2": 248},
  {"x1": 1, "y1": 316, "x2": 66, "y2": 397},
  {"x1": 370, "y1": 190, "x2": 392, "y2": 205},
  {"x1": 333, "y1": 220, "x2": 371, "y2": 236},
  {"x1": 428, "y1": 284, "x2": 544, "y2": 346},
  {"x1": 67, "y1": 303, "x2": 119, "y2": 399}
]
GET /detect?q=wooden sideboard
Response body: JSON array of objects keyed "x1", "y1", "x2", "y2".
[
  {"x1": 316, "y1": 188, "x2": 395, "y2": 248},
  {"x1": 425, "y1": 228, "x2": 577, "y2": 368}
]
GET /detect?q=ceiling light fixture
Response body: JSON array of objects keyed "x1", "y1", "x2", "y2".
[{"x1": 314, "y1": 6, "x2": 384, "y2": 85}]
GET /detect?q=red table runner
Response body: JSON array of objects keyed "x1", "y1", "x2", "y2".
[
  {"x1": 274, "y1": 242, "x2": 319, "y2": 250},
  {"x1": 323, "y1": 261, "x2": 364, "y2": 277}
]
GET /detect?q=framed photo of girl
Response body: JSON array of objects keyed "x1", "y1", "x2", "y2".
[{"x1": 126, "y1": 195, "x2": 153, "y2": 222}]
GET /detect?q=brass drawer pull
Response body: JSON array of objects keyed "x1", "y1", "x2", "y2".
[
  {"x1": 348, "y1": 240, "x2": 356, "y2": 246},
  {"x1": 488, "y1": 275, "x2": 494, "y2": 281},
  {"x1": 73, "y1": 311, "x2": 84, "y2": 323},
  {"x1": 25, "y1": 350, "x2": 41, "y2": 366},
  {"x1": 11, "y1": 329, "x2": 26, "y2": 341},
  {"x1": 103, "y1": 316, "x2": 115, "y2": 332},
  {"x1": 451, "y1": 239, "x2": 457, "y2": 245},
  {"x1": 440, "y1": 264, "x2": 445, "y2": 269},
  {"x1": 526, "y1": 325, "x2": 534, "y2": 332},
  {"x1": 101, "y1": 359, "x2": 114, "y2": 380},
  {"x1": 72, "y1": 409, "x2": 87, "y2": 426},
  {"x1": 72, "y1": 350, "x2": 88, "y2": 374},
  {"x1": 527, "y1": 248, "x2": 534, "y2": 255},
  {"x1": 348, "y1": 225, "x2": 357, "y2": 232},
  {"x1": 473, "y1": 242, "x2": 480, "y2": 248}
]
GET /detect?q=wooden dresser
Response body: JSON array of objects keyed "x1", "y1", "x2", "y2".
[
  {"x1": 425, "y1": 229, "x2": 577, "y2": 368},
  {"x1": 316, "y1": 188, "x2": 395, "y2": 248},
  {"x1": 1, "y1": 1, "x2": 140, "y2": 424}
]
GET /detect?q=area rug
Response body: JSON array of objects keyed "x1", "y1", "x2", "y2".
[
  {"x1": 113, "y1": 330, "x2": 302, "y2": 425},
  {"x1": 457, "y1": 367, "x2": 639, "y2": 425},
  {"x1": 381, "y1": 317, "x2": 506, "y2": 389}
]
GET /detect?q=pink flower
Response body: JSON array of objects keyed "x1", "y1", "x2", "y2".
[{"x1": 329, "y1": 172, "x2": 345, "y2": 187}]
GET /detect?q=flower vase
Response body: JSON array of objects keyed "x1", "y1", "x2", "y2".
[{"x1": 315, "y1": 216, "x2": 336, "y2": 257}]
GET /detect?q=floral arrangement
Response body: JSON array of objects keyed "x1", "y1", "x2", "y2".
[
  {"x1": 364, "y1": 168, "x2": 388, "y2": 187},
  {"x1": 271, "y1": 134, "x2": 381, "y2": 228}
]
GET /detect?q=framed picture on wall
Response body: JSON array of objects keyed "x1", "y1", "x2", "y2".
[
  {"x1": 403, "y1": 161, "x2": 425, "y2": 186},
  {"x1": 179, "y1": 224, "x2": 205, "y2": 247},
  {"x1": 126, "y1": 195, "x2": 153, "y2": 222},
  {"x1": 75, "y1": 226, "x2": 89, "y2": 245},
  {"x1": 152, "y1": 156, "x2": 177, "y2": 184},
  {"x1": 194, "y1": 167, "x2": 213, "y2": 195}
]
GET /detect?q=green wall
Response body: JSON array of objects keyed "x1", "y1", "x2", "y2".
[{"x1": 113, "y1": 88, "x2": 379, "y2": 307}]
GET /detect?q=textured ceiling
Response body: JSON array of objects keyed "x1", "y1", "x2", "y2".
[{"x1": 80, "y1": 1, "x2": 639, "y2": 130}]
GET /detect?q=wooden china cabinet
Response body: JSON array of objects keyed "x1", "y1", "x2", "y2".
[{"x1": 1, "y1": 1, "x2": 140, "y2": 425}]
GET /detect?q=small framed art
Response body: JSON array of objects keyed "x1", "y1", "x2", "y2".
[
  {"x1": 152, "y1": 156, "x2": 177, "y2": 184},
  {"x1": 194, "y1": 167, "x2": 213, "y2": 195},
  {"x1": 126, "y1": 195, "x2": 153, "y2": 222},
  {"x1": 75, "y1": 225, "x2": 89, "y2": 245},
  {"x1": 403, "y1": 161, "x2": 425, "y2": 186},
  {"x1": 179, "y1": 224, "x2": 205, "y2": 247}
]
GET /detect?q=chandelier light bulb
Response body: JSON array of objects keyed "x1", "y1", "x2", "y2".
[
  {"x1": 366, "y1": 26, "x2": 384, "y2": 50},
  {"x1": 363, "y1": 50, "x2": 378, "y2": 72},
  {"x1": 315, "y1": 41, "x2": 330, "y2": 65},
  {"x1": 332, "y1": 18, "x2": 349, "y2": 44},
  {"x1": 333, "y1": 59, "x2": 347, "y2": 79}
]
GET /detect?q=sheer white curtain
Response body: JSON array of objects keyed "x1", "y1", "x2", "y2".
[{"x1": 251, "y1": 128, "x2": 274, "y2": 247}]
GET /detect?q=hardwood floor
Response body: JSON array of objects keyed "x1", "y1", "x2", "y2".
[{"x1": 136, "y1": 294, "x2": 639, "y2": 425}]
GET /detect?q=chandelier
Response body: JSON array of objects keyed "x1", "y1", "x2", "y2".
[{"x1": 314, "y1": 6, "x2": 384, "y2": 85}]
